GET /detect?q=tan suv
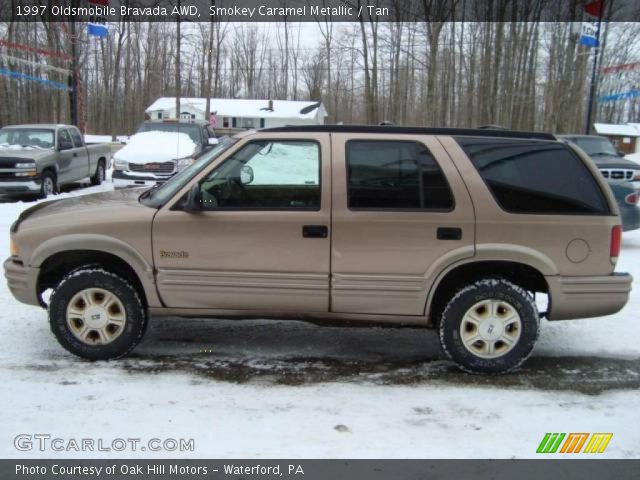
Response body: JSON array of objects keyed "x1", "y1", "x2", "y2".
[{"x1": 4, "y1": 126, "x2": 633, "y2": 373}]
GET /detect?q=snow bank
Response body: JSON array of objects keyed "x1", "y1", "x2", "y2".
[{"x1": 113, "y1": 131, "x2": 197, "y2": 164}]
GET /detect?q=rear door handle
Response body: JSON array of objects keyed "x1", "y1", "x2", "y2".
[
  {"x1": 302, "y1": 225, "x2": 328, "y2": 238},
  {"x1": 437, "y1": 227, "x2": 462, "y2": 240}
]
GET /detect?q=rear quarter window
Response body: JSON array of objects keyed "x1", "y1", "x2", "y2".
[{"x1": 456, "y1": 137, "x2": 610, "y2": 215}]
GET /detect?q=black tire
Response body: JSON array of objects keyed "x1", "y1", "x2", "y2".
[
  {"x1": 438, "y1": 279, "x2": 539, "y2": 374},
  {"x1": 48, "y1": 268, "x2": 147, "y2": 360},
  {"x1": 39, "y1": 170, "x2": 57, "y2": 199},
  {"x1": 90, "y1": 160, "x2": 105, "y2": 186}
]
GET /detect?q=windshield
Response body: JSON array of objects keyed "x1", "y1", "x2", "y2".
[
  {"x1": 574, "y1": 137, "x2": 618, "y2": 157},
  {"x1": 137, "y1": 123, "x2": 202, "y2": 144},
  {"x1": 139, "y1": 137, "x2": 237, "y2": 208},
  {"x1": 0, "y1": 128, "x2": 55, "y2": 149}
]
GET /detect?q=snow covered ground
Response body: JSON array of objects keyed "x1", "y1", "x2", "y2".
[{"x1": 0, "y1": 180, "x2": 638, "y2": 459}]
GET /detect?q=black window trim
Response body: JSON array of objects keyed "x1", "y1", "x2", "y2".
[
  {"x1": 457, "y1": 137, "x2": 613, "y2": 217},
  {"x1": 197, "y1": 138, "x2": 323, "y2": 212},
  {"x1": 345, "y1": 138, "x2": 456, "y2": 213}
]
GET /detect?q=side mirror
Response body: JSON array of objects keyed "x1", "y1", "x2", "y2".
[
  {"x1": 58, "y1": 141, "x2": 73, "y2": 151},
  {"x1": 208, "y1": 137, "x2": 219, "y2": 146},
  {"x1": 183, "y1": 183, "x2": 202, "y2": 213},
  {"x1": 240, "y1": 165, "x2": 254, "y2": 185},
  {"x1": 617, "y1": 150, "x2": 626, "y2": 157}
]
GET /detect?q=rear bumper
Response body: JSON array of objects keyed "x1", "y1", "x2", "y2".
[
  {"x1": 546, "y1": 273, "x2": 632, "y2": 320},
  {"x1": 3, "y1": 257, "x2": 41, "y2": 307}
]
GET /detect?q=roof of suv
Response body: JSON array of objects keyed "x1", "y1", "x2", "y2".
[{"x1": 262, "y1": 124, "x2": 556, "y2": 140}]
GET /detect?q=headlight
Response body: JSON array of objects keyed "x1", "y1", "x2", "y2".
[
  {"x1": 176, "y1": 157, "x2": 194, "y2": 171},
  {"x1": 15, "y1": 162, "x2": 35, "y2": 168},
  {"x1": 114, "y1": 158, "x2": 128, "y2": 170}
]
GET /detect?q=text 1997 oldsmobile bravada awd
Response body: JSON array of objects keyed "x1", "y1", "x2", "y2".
[{"x1": 4, "y1": 126, "x2": 633, "y2": 373}]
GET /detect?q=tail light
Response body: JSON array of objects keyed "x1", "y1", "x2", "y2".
[
  {"x1": 625, "y1": 192, "x2": 639, "y2": 205},
  {"x1": 610, "y1": 225, "x2": 622, "y2": 264}
]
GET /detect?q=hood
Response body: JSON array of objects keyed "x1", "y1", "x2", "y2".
[
  {"x1": 0, "y1": 148, "x2": 53, "y2": 163},
  {"x1": 14, "y1": 188, "x2": 148, "y2": 232},
  {"x1": 591, "y1": 155, "x2": 640, "y2": 170},
  {"x1": 113, "y1": 131, "x2": 198, "y2": 164}
]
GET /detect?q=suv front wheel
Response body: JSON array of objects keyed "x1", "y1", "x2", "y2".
[
  {"x1": 438, "y1": 279, "x2": 539, "y2": 374},
  {"x1": 49, "y1": 269, "x2": 147, "y2": 360}
]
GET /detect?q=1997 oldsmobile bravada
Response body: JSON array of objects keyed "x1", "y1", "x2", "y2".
[{"x1": 4, "y1": 126, "x2": 633, "y2": 373}]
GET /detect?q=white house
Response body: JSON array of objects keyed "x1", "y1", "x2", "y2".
[
  {"x1": 594, "y1": 123, "x2": 640, "y2": 155},
  {"x1": 145, "y1": 97, "x2": 327, "y2": 129}
]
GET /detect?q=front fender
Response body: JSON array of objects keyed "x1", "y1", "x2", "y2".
[{"x1": 30, "y1": 234, "x2": 161, "y2": 307}]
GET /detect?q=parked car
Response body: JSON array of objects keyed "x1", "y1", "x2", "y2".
[
  {"x1": 0, "y1": 124, "x2": 111, "y2": 198},
  {"x1": 112, "y1": 120, "x2": 218, "y2": 188},
  {"x1": 5, "y1": 126, "x2": 632, "y2": 373},
  {"x1": 610, "y1": 182, "x2": 640, "y2": 232},
  {"x1": 557, "y1": 134, "x2": 640, "y2": 190}
]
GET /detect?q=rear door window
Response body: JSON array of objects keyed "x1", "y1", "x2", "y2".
[
  {"x1": 456, "y1": 137, "x2": 609, "y2": 215},
  {"x1": 346, "y1": 140, "x2": 454, "y2": 210},
  {"x1": 69, "y1": 128, "x2": 84, "y2": 148}
]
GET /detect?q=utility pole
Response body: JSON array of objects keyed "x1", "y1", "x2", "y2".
[
  {"x1": 585, "y1": 1, "x2": 604, "y2": 135},
  {"x1": 69, "y1": 17, "x2": 79, "y2": 126}
]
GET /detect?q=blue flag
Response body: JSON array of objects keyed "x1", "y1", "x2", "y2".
[{"x1": 88, "y1": 23, "x2": 108, "y2": 37}]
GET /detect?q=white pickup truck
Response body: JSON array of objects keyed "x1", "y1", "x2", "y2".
[{"x1": 0, "y1": 124, "x2": 111, "y2": 198}]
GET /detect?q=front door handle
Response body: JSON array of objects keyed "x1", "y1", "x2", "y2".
[
  {"x1": 302, "y1": 225, "x2": 328, "y2": 238},
  {"x1": 437, "y1": 227, "x2": 462, "y2": 240}
]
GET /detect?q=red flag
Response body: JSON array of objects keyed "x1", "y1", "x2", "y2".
[{"x1": 585, "y1": 0, "x2": 603, "y2": 18}]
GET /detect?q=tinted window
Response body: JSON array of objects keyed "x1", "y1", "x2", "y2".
[
  {"x1": 69, "y1": 128, "x2": 84, "y2": 147},
  {"x1": 457, "y1": 137, "x2": 609, "y2": 215},
  {"x1": 199, "y1": 140, "x2": 320, "y2": 210},
  {"x1": 346, "y1": 140, "x2": 454, "y2": 210}
]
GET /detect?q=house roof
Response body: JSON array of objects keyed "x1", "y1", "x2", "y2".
[
  {"x1": 593, "y1": 123, "x2": 640, "y2": 137},
  {"x1": 146, "y1": 97, "x2": 326, "y2": 120}
]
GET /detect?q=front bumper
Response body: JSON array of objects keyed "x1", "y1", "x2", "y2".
[
  {"x1": 112, "y1": 170, "x2": 172, "y2": 189},
  {"x1": 546, "y1": 273, "x2": 633, "y2": 320},
  {"x1": 3, "y1": 257, "x2": 41, "y2": 307},
  {"x1": 0, "y1": 178, "x2": 41, "y2": 194}
]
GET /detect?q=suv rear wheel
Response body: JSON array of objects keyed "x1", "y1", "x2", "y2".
[
  {"x1": 438, "y1": 279, "x2": 539, "y2": 374},
  {"x1": 48, "y1": 268, "x2": 147, "y2": 360}
]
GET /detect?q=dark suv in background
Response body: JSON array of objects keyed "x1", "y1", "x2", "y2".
[{"x1": 558, "y1": 134, "x2": 640, "y2": 231}]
